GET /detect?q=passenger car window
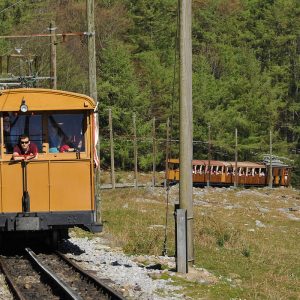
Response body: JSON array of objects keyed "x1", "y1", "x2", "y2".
[
  {"x1": 48, "y1": 113, "x2": 85, "y2": 153},
  {"x1": 3, "y1": 113, "x2": 42, "y2": 153}
]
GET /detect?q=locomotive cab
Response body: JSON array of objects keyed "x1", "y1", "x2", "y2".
[{"x1": 0, "y1": 89, "x2": 102, "y2": 245}]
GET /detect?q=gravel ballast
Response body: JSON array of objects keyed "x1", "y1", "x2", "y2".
[{"x1": 60, "y1": 236, "x2": 185, "y2": 300}]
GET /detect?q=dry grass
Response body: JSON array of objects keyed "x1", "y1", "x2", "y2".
[
  {"x1": 99, "y1": 170, "x2": 166, "y2": 185},
  {"x1": 98, "y1": 183, "x2": 300, "y2": 299}
]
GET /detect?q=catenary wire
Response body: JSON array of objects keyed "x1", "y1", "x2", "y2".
[{"x1": 0, "y1": 0, "x2": 23, "y2": 15}]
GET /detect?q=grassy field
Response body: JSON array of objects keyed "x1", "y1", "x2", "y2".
[
  {"x1": 99, "y1": 170, "x2": 166, "y2": 185},
  {"x1": 94, "y1": 181, "x2": 299, "y2": 299}
]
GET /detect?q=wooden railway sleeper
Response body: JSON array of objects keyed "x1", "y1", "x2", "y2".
[
  {"x1": 55, "y1": 250, "x2": 127, "y2": 300},
  {"x1": 25, "y1": 248, "x2": 84, "y2": 300}
]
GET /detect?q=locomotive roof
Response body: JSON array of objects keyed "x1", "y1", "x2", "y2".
[{"x1": 0, "y1": 88, "x2": 96, "y2": 111}]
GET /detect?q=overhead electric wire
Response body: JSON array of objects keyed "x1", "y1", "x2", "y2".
[
  {"x1": 0, "y1": 0, "x2": 23, "y2": 15},
  {"x1": 3, "y1": 31, "x2": 85, "y2": 85},
  {"x1": 1, "y1": 27, "x2": 50, "y2": 59}
]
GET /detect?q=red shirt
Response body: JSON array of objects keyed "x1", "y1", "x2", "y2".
[{"x1": 13, "y1": 143, "x2": 38, "y2": 156}]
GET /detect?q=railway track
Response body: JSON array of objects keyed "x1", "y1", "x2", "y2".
[{"x1": 0, "y1": 248, "x2": 126, "y2": 300}]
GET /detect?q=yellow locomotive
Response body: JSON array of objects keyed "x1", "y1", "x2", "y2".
[{"x1": 0, "y1": 88, "x2": 101, "y2": 245}]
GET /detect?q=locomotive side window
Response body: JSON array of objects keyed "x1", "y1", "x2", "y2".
[
  {"x1": 48, "y1": 113, "x2": 86, "y2": 153},
  {"x1": 3, "y1": 113, "x2": 43, "y2": 153}
]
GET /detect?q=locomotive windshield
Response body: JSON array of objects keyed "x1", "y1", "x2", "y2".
[
  {"x1": 2, "y1": 112, "x2": 86, "y2": 154},
  {"x1": 48, "y1": 113, "x2": 85, "y2": 153},
  {"x1": 3, "y1": 113, "x2": 42, "y2": 153}
]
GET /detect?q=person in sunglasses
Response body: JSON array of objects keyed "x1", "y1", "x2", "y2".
[{"x1": 12, "y1": 134, "x2": 38, "y2": 161}]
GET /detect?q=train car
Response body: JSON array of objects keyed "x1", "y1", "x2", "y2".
[
  {"x1": 167, "y1": 158, "x2": 291, "y2": 187},
  {"x1": 0, "y1": 88, "x2": 102, "y2": 246}
]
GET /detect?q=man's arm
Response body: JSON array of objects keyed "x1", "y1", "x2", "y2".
[
  {"x1": 25, "y1": 143, "x2": 38, "y2": 160},
  {"x1": 12, "y1": 152, "x2": 25, "y2": 161},
  {"x1": 25, "y1": 153, "x2": 38, "y2": 160}
]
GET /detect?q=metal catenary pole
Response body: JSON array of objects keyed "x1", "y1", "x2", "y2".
[
  {"x1": 109, "y1": 108, "x2": 116, "y2": 189},
  {"x1": 179, "y1": 0, "x2": 194, "y2": 271}
]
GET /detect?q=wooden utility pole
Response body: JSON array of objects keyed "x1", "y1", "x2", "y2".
[
  {"x1": 152, "y1": 117, "x2": 156, "y2": 188},
  {"x1": 87, "y1": 0, "x2": 97, "y2": 101},
  {"x1": 179, "y1": 0, "x2": 194, "y2": 270},
  {"x1": 34, "y1": 56, "x2": 39, "y2": 75},
  {"x1": 165, "y1": 118, "x2": 170, "y2": 188},
  {"x1": 19, "y1": 55, "x2": 24, "y2": 77},
  {"x1": 87, "y1": 0, "x2": 101, "y2": 223},
  {"x1": 133, "y1": 113, "x2": 138, "y2": 188},
  {"x1": 234, "y1": 128, "x2": 238, "y2": 188},
  {"x1": 207, "y1": 124, "x2": 211, "y2": 187},
  {"x1": 6, "y1": 55, "x2": 10, "y2": 74},
  {"x1": 49, "y1": 21, "x2": 57, "y2": 89},
  {"x1": 269, "y1": 129, "x2": 273, "y2": 188},
  {"x1": 109, "y1": 108, "x2": 116, "y2": 189},
  {"x1": 27, "y1": 55, "x2": 34, "y2": 76}
]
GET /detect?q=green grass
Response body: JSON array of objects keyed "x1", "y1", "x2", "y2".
[{"x1": 75, "y1": 186, "x2": 300, "y2": 299}]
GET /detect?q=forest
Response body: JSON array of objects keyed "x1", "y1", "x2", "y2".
[{"x1": 0, "y1": 0, "x2": 299, "y2": 182}]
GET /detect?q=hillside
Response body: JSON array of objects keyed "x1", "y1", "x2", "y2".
[{"x1": 0, "y1": 0, "x2": 300, "y2": 178}]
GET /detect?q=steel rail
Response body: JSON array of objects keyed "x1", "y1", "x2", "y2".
[
  {"x1": 25, "y1": 248, "x2": 84, "y2": 300},
  {"x1": 0, "y1": 258, "x2": 26, "y2": 300},
  {"x1": 56, "y1": 250, "x2": 127, "y2": 300}
]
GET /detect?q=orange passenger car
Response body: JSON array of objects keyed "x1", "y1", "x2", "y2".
[
  {"x1": 0, "y1": 88, "x2": 101, "y2": 245},
  {"x1": 167, "y1": 159, "x2": 291, "y2": 187}
]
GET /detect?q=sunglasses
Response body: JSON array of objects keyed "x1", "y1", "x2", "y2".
[{"x1": 20, "y1": 141, "x2": 29, "y2": 144}]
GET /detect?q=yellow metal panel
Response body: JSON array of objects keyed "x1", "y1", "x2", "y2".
[
  {"x1": 27, "y1": 162, "x2": 50, "y2": 211},
  {"x1": 0, "y1": 88, "x2": 96, "y2": 111},
  {"x1": 0, "y1": 160, "x2": 92, "y2": 213},
  {"x1": 1, "y1": 162, "x2": 50, "y2": 213},
  {"x1": 1, "y1": 163, "x2": 23, "y2": 213},
  {"x1": 49, "y1": 161, "x2": 92, "y2": 211}
]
